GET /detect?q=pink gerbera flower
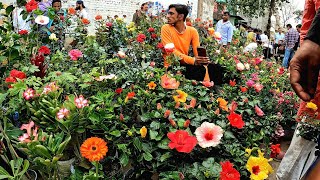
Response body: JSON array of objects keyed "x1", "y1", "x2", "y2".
[{"x1": 194, "y1": 122, "x2": 223, "y2": 148}]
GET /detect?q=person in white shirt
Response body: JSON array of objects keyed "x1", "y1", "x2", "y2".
[
  {"x1": 76, "y1": 0, "x2": 88, "y2": 19},
  {"x1": 12, "y1": 3, "x2": 31, "y2": 32},
  {"x1": 260, "y1": 31, "x2": 269, "y2": 44}
]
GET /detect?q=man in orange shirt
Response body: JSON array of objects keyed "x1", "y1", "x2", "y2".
[{"x1": 161, "y1": 4, "x2": 224, "y2": 84}]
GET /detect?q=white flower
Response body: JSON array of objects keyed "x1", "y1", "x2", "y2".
[
  {"x1": 195, "y1": 122, "x2": 223, "y2": 148},
  {"x1": 244, "y1": 63, "x2": 250, "y2": 70},
  {"x1": 95, "y1": 74, "x2": 117, "y2": 81},
  {"x1": 35, "y1": 15, "x2": 49, "y2": 25},
  {"x1": 236, "y1": 62, "x2": 245, "y2": 71},
  {"x1": 0, "y1": 9, "x2": 6, "y2": 15},
  {"x1": 164, "y1": 43, "x2": 175, "y2": 53},
  {"x1": 49, "y1": 33, "x2": 58, "y2": 41},
  {"x1": 117, "y1": 51, "x2": 126, "y2": 58},
  {"x1": 215, "y1": 50, "x2": 220, "y2": 54}
]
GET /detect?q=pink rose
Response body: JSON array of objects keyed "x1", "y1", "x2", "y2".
[{"x1": 68, "y1": 49, "x2": 83, "y2": 60}]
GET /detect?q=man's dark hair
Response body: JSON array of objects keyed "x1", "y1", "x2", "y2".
[
  {"x1": 141, "y1": 2, "x2": 148, "y2": 9},
  {"x1": 223, "y1": 11, "x2": 230, "y2": 16},
  {"x1": 52, "y1": 0, "x2": 61, "y2": 5},
  {"x1": 253, "y1": 28, "x2": 258, "y2": 33},
  {"x1": 264, "y1": 31, "x2": 267, "y2": 34},
  {"x1": 76, "y1": 0, "x2": 85, "y2": 8},
  {"x1": 296, "y1": 24, "x2": 302, "y2": 28},
  {"x1": 286, "y1": 24, "x2": 292, "y2": 28},
  {"x1": 169, "y1": 4, "x2": 189, "y2": 21}
]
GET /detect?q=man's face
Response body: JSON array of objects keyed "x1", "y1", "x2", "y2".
[
  {"x1": 167, "y1": 8, "x2": 182, "y2": 24},
  {"x1": 53, "y1": 2, "x2": 61, "y2": 12},
  {"x1": 76, "y1": 3, "x2": 80, "y2": 10},
  {"x1": 142, "y1": 4, "x2": 148, "y2": 12},
  {"x1": 222, "y1": 13, "x2": 229, "y2": 21},
  {"x1": 296, "y1": 26, "x2": 301, "y2": 33},
  {"x1": 278, "y1": 29, "x2": 282, "y2": 33}
]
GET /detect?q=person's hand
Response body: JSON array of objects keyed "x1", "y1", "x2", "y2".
[
  {"x1": 290, "y1": 40, "x2": 320, "y2": 101},
  {"x1": 194, "y1": 56, "x2": 210, "y2": 65}
]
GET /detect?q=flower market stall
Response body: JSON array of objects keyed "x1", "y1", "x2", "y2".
[{"x1": 0, "y1": 1, "x2": 302, "y2": 180}]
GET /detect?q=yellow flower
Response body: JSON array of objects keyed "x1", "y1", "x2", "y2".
[
  {"x1": 307, "y1": 102, "x2": 318, "y2": 111},
  {"x1": 140, "y1": 126, "x2": 147, "y2": 138},
  {"x1": 173, "y1": 90, "x2": 188, "y2": 103},
  {"x1": 217, "y1": 97, "x2": 228, "y2": 111},
  {"x1": 245, "y1": 148, "x2": 252, "y2": 156},
  {"x1": 116, "y1": 17, "x2": 123, "y2": 23},
  {"x1": 148, "y1": 81, "x2": 157, "y2": 90},
  {"x1": 127, "y1": 130, "x2": 133, "y2": 136},
  {"x1": 246, "y1": 150, "x2": 273, "y2": 180}
]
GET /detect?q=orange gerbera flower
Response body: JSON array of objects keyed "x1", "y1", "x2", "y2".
[
  {"x1": 68, "y1": 8, "x2": 76, "y2": 15},
  {"x1": 217, "y1": 97, "x2": 228, "y2": 111},
  {"x1": 148, "y1": 81, "x2": 157, "y2": 90},
  {"x1": 80, "y1": 137, "x2": 108, "y2": 162},
  {"x1": 81, "y1": 18, "x2": 90, "y2": 25}
]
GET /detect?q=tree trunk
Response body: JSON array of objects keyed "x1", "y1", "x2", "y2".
[
  {"x1": 266, "y1": 0, "x2": 276, "y2": 37},
  {"x1": 197, "y1": 0, "x2": 204, "y2": 19}
]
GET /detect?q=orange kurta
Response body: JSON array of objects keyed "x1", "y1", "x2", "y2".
[
  {"x1": 161, "y1": 24, "x2": 199, "y2": 65},
  {"x1": 161, "y1": 24, "x2": 209, "y2": 81}
]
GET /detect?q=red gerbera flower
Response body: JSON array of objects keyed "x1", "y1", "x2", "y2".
[
  {"x1": 38, "y1": 46, "x2": 51, "y2": 55},
  {"x1": 167, "y1": 130, "x2": 197, "y2": 153},
  {"x1": 220, "y1": 161, "x2": 240, "y2": 180},
  {"x1": 227, "y1": 112, "x2": 245, "y2": 129}
]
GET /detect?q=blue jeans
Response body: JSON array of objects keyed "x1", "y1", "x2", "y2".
[{"x1": 282, "y1": 48, "x2": 295, "y2": 68}]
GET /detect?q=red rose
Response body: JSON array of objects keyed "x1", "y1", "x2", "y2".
[
  {"x1": 10, "y1": 69, "x2": 26, "y2": 79},
  {"x1": 220, "y1": 161, "x2": 240, "y2": 180},
  {"x1": 240, "y1": 86, "x2": 247, "y2": 93},
  {"x1": 227, "y1": 112, "x2": 245, "y2": 129},
  {"x1": 137, "y1": 34, "x2": 146, "y2": 43},
  {"x1": 167, "y1": 130, "x2": 197, "y2": 153},
  {"x1": 38, "y1": 46, "x2": 51, "y2": 55},
  {"x1": 95, "y1": 15, "x2": 102, "y2": 20},
  {"x1": 151, "y1": 33, "x2": 157, "y2": 39},
  {"x1": 106, "y1": 22, "x2": 112, "y2": 27},
  {"x1": 18, "y1": 30, "x2": 29, "y2": 35},
  {"x1": 157, "y1": 43, "x2": 164, "y2": 49},
  {"x1": 25, "y1": 0, "x2": 38, "y2": 12},
  {"x1": 5, "y1": 77, "x2": 17, "y2": 88},
  {"x1": 115, "y1": 88, "x2": 123, "y2": 94},
  {"x1": 270, "y1": 144, "x2": 281, "y2": 158},
  {"x1": 147, "y1": 27, "x2": 155, "y2": 33}
]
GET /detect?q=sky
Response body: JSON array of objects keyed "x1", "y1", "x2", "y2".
[{"x1": 292, "y1": 0, "x2": 305, "y2": 10}]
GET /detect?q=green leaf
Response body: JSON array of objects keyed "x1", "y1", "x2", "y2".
[
  {"x1": 17, "y1": 160, "x2": 29, "y2": 177},
  {"x1": 224, "y1": 131, "x2": 236, "y2": 139},
  {"x1": 150, "y1": 121, "x2": 160, "y2": 129},
  {"x1": 133, "y1": 137, "x2": 142, "y2": 152},
  {"x1": 143, "y1": 152, "x2": 153, "y2": 161},
  {"x1": 0, "y1": 93, "x2": 7, "y2": 106},
  {"x1": 149, "y1": 130, "x2": 158, "y2": 140},
  {"x1": 119, "y1": 153, "x2": 129, "y2": 166},
  {"x1": 158, "y1": 139, "x2": 170, "y2": 149},
  {"x1": 109, "y1": 130, "x2": 121, "y2": 137},
  {"x1": 35, "y1": 145, "x2": 52, "y2": 159},
  {"x1": 202, "y1": 157, "x2": 215, "y2": 168},
  {"x1": 56, "y1": 135, "x2": 71, "y2": 154},
  {"x1": 0, "y1": 175, "x2": 12, "y2": 180},
  {"x1": 0, "y1": 167, "x2": 10, "y2": 176},
  {"x1": 5, "y1": 5, "x2": 14, "y2": 15},
  {"x1": 199, "y1": 90, "x2": 207, "y2": 97},
  {"x1": 160, "y1": 152, "x2": 172, "y2": 162}
]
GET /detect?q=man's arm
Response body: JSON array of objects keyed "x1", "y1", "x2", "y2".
[
  {"x1": 132, "y1": 13, "x2": 138, "y2": 24},
  {"x1": 290, "y1": 9, "x2": 320, "y2": 101},
  {"x1": 161, "y1": 25, "x2": 195, "y2": 65}
]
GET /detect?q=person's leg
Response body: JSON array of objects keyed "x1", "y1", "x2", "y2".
[
  {"x1": 288, "y1": 49, "x2": 295, "y2": 64},
  {"x1": 184, "y1": 65, "x2": 206, "y2": 81},
  {"x1": 207, "y1": 63, "x2": 225, "y2": 85},
  {"x1": 282, "y1": 48, "x2": 291, "y2": 68}
]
